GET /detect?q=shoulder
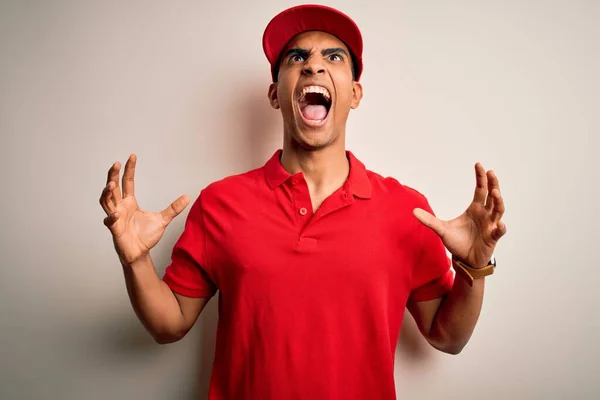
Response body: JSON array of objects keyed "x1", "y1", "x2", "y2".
[
  {"x1": 199, "y1": 166, "x2": 265, "y2": 204},
  {"x1": 366, "y1": 169, "x2": 430, "y2": 209}
]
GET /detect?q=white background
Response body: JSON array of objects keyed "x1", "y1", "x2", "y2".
[{"x1": 1, "y1": 1, "x2": 598, "y2": 399}]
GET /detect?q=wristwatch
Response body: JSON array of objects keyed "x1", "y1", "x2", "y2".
[{"x1": 452, "y1": 255, "x2": 496, "y2": 287}]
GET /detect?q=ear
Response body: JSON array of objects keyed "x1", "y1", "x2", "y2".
[
  {"x1": 268, "y1": 83, "x2": 279, "y2": 109},
  {"x1": 350, "y1": 81, "x2": 363, "y2": 109}
]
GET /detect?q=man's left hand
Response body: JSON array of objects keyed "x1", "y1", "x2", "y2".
[{"x1": 413, "y1": 163, "x2": 507, "y2": 269}]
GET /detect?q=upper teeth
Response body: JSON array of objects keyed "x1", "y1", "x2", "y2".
[{"x1": 301, "y1": 85, "x2": 330, "y2": 101}]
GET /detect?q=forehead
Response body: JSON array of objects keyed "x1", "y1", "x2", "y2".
[{"x1": 284, "y1": 31, "x2": 350, "y2": 52}]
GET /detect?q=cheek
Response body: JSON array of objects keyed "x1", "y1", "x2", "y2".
[
  {"x1": 334, "y1": 86, "x2": 354, "y2": 109},
  {"x1": 331, "y1": 73, "x2": 355, "y2": 108},
  {"x1": 277, "y1": 87, "x2": 296, "y2": 112}
]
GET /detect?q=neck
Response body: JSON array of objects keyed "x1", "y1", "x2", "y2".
[{"x1": 280, "y1": 139, "x2": 349, "y2": 199}]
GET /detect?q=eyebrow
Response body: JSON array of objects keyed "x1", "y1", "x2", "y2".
[
  {"x1": 284, "y1": 47, "x2": 349, "y2": 58},
  {"x1": 285, "y1": 48, "x2": 310, "y2": 59},
  {"x1": 322, "y1": 48, "x2": 348, "y2": 57}
]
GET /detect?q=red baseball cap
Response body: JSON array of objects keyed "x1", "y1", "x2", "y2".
[{"x1": 262, "y1": 4, "x2": 364, "y2": 81}]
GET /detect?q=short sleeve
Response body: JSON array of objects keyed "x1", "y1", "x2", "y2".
[
  {"x1": 162, "y1": 192, "x2": 217, "y2": 298},
  {"x1": 409, "y1": 198, "x2": 455, "y2": 302}
]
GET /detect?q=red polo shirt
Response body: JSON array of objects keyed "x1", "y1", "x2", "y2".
[{"x1": 163, "y1": 150, "x2": 454, "y2": 400}]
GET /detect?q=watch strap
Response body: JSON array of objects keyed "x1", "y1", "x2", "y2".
[{"x1": 452, "y1": 257, "x2": 495, "y2": 287}]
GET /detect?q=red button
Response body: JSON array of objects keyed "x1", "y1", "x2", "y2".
[{"x1": 299, "y1": 207, "x2": 308, "y2": 216}]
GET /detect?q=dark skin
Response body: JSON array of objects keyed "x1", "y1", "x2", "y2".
[
  {"x1": 99, "y1": 31, "x2": 506, "y2": 353},
  {"x1": 268, "y1": 32, "x2": 362, "y2": 153}
]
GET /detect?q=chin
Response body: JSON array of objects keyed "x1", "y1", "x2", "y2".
[
  {"x1": 292, "y1": 112, "x2": 339, "y2": 151},
  {"x1": 295, "y1": 136, "x2": 333, "y2": 151},
  {"x1": 290, "y1": 111, "x2": 335, "y2": 146},
  {"x1": 291, "y1": 127, "x2": 339, "y2": 151}
]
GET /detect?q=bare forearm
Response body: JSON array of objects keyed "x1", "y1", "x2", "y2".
[
  {"x1": 122, "y1": 254, "x2": 185, "y2": 343},
  {"x1": 428, "y1": 276, "x2": 485, "y2": 354}
]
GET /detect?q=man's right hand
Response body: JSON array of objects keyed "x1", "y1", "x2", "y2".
[{"x1": 99, "y1": 154, "x2": 190, "y2": 265}]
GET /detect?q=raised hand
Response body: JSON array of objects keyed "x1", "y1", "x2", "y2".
[
  {"x1": 413, "y1": 163, "x2": 507, "y2": 269},
  {"x1": 99, "y1": 154, "x2": 190, "y2": 265}
]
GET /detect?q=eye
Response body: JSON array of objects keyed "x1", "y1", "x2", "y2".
[
  {"x1": 328, "y1": 54, "x2": 342, "y2": 62},
  {"x1": 290, "y1": 54, "x2": 305, "y2": 62}
]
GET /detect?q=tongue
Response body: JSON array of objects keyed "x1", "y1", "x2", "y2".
[{"x1": 301, "y1": 105, "x2": 327, "y2": 121}]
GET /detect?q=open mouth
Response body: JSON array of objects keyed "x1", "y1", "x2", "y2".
[{"x1": 298, "y1": 85, "x2": 332, "y2": 127}]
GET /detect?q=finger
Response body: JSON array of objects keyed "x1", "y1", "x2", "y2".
[
  {"x1": 413, "y1": 208, "x2": 446, "y2": 238},
  {"x1": 490, "y1": 189, "x2": 505, "y2": 222},
  {"x1": 122, "y1": 154, "x2": 137, "y2": 198},
  {"x1": 161, "y1": 195, "x2": 191, "y2": 224},
  {"x1": 491, "y1": 220, "x2": 507, "y2": 241},
  {"x1": 99, "y1": 181, "x2": 116, "y2": 215},
  {"x1": 472, "y1": 162, "x2": 488, "y2": 204},
  {"x1": 485, "y1": 170, "x2": 500, "y2": 210},
  {"x1": 105, "y1": 161, "x2": 122, "y2": 204},
  {"x1": 103, "y1": 212, "x2": 120, "y2": 232}
]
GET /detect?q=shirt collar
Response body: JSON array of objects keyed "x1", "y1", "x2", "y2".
[{"x1": 264, "y1": 149, "x2": 372, "y2": 199}]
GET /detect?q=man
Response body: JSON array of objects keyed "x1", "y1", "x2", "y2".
[{"x1": 99, "y1": 4, "x2": 506, "y2": 400}]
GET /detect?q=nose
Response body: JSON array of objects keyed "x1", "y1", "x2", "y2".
[{"x1": 302, "y1": 57, "x2": 326, "y2": 76}]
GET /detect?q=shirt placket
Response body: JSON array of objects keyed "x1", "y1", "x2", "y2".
[{"x1": 289, "y1": 174, "x2": 313, "y2": 232}]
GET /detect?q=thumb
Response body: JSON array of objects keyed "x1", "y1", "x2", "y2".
[
  {"x1": 160, "y1": 195, "x2": 191, "y2": 224},
  {"x1": 413, "y1": 208, "x2": 445, "y2": 237},
  {"x1": 103, "y1": 212, "x2": 120, "y2": 233}
]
